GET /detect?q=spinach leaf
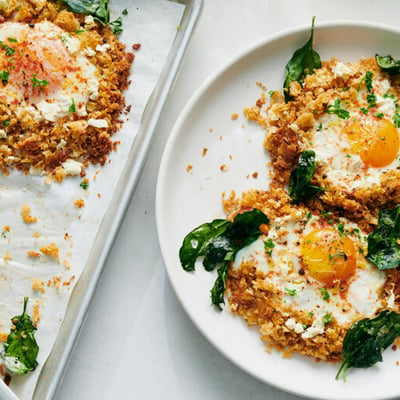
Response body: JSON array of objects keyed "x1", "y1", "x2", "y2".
[
  {"x1": 59, "y1": 0, "x2": 110, "y2": 25},
  {"x1": 375, "y1": 54, "x2": 400, "y2": 73},
  {"x1": 110, "y1": 17, "x2": 123, "y2": 36},
  {"x1": 336, "y1": 310, "x2": 400, "y2": 382},
  {"x1": 283, "y1": 16, "x2": 321, "y2": 102},
  {"x1": 2, "y1": 297, "x2": 39, "y2": 375},
  {"x1": 366, "y1": 205, "x2": 400, "y2": 270},
  {"x1": 288, "y1": 150, "x2": 324, "y2": 204},
  {"x1": 179, "y1": 209, "x2": 269, "y2": 309},
  {"x1": 179, "y1": 219, "x2": 231, "y2": 272}
]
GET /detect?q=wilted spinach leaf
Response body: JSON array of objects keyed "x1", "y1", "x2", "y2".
[
  {"x1": 2, "y1": 297, "x2": 39, "y2": 375},
  {"x1": 179, "y1": 209, "x2": 269, "y2": 309},
  {"x1": 59, "y1": 0, "x2": 110, "y2": 25},
  {"x1": 283, "y1": 16, "x2": 321, "y2": 102},
  {"x1": 366, "y1": 205, "x2": 400, "y2": 270},
  {"x1": 288, "y1": 150, "x2": 324, "y2": 204},
  {"x1": 336, "y1": 310, "x2": 400, "y2": 382},
  {"x1": 375, "y1": 54, "x2": 400, "y2": 73}
]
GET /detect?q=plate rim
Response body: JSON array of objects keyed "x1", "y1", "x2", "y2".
[{"x1": 156, "y1": 20, "x2": 400, "y2": 400}]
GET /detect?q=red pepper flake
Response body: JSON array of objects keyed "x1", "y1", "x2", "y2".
[
  {"x1": 209, "y1": 128, "x2": 213, "y2": 132},
  {"x1": 252, "y1": 171, "x2": 259, "y2": 178},
  {"x1": 4, "y1": 373, "x2": 11, "y2": 386},
  {"x1": 132, "y1": 43, "x2": 141, "y2": 51},
  {"x1": 202, "y1": 147, "x2": 207, "y2": 157},
  {"x1": 186, "y1": 164, "x2": 193, "y2": 173}
]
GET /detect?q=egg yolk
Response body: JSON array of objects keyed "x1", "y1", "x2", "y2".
[
  {"x1": 300, "y1": 228, "x2": 357, "y2": 286},
  {"x1": 345, "y1": 116, "x2": 399, "y2": 168}
]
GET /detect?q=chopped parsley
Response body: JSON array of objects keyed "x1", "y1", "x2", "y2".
[
  {"x1": 80, "y1": 180, "x2": 89, "y2": 190},
  {"x1": 69, "y1": 98, "x2": 76, "y2": 113},
  {"x1": 325, "y1": 99, "x2": 350, "y2": 119},
  {"x1": 320, "y1": 287, "x2": 330, "y2": 301},
  {"x1": 323, "y1": 312, "x2": 334, "y2": 326},
  {"x1": 263, "y1": 238, "x2": 275, "y2": 256},
  {"x1": 284, "y1": 288, "x2": 297, "y2": 296},
  {"x1": 0, "y1": 69, "x2": 9, "y2": 84},
  {"x1": 329, "y1": 251, "x2": 348, "y2": 264},
  {"x1": 31, "y1": 74, "x2": 49, "y2": 91}
]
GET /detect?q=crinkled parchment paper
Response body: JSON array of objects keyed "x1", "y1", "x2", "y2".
[{"x1": 0, "y1": 1, "x2": 184, "y2": 398}]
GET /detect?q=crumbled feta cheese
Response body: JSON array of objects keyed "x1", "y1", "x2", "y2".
[
  {"x1": 96, "y1": 43, "x2": 111, "y2": 53},
  {"x1": 302, "y1": 319, "x2": 325, "y2": 339},
  {"x1": 88, "y1": 118, "x2": 108, "y2": 128},
  {"x1": 62, "y1": 34, "x2": 80, "y2": 55},
  {"x1": 84, "y1": 15, "x2": 95, "y2": 25},
  {"x1": 62, "y1": 159, "x2": 82, "y2": 176},
  {"x1": 83, "y1": 47, "x2": 96, "y2": 57},
  {"x1": 332, "y1": 61, "x2": 354, "y2": 79},
  {"x1": 285, "y1": 318, "x2": 305, "y2": 334}
]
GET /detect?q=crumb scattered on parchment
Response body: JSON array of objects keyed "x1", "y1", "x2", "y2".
[{"x1": 21, "y1": 204, "x2": 38, "y2": 224}]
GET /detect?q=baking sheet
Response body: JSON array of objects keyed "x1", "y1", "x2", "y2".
[{"x1": 0, "y1": 1, "x2": 202, "y2": 399}]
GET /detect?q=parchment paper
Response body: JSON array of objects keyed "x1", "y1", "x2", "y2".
[{"x1": 0, "y1": 1, "x2": 185, "y2": 398}]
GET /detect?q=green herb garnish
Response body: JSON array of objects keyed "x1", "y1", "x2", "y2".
[
  {"x1": 322, "y1": 312, "x2": 334, "y2": 326},
  {"x1": 288, "y1": 150, "x2": 325, "y2": 204},
  {"x1": 263, "y1": 238, "x2": 275, "y2": 256},
  {"x1": 284, "y1": 288, "x2": 297, "y2": 296},
  {"x1": 320, "y1": 287, "x2": 330, "y2": 301},
  {"x1": 0, "y1": 69, "x2": 9, "y2": 84},
  {"x1": 31, "y1": 74, "x2": 49, "y2": 91},
  {"x1": 179, "y1": 209, "x2": 269, "y2": 309},
  {"x1": 2, "y1": 297, "x2": 39, "y2": 375},
  {"x1": 283, "y1": 16, "x2": 321, "y2": 102},
  {"x1": 69, "y1": 98, "x2": 76, "y2": 113},
  {"x1": 80, "y1": 180, "x2": 89, "y2": 190},
  {"x1": 325, "y1": 98, "x2": 350, "y2": 119},
  {"x1": 336, "y1": 310, "x2": 400, "y2": 382}
]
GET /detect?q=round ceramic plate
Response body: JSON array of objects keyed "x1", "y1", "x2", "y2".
[{"x1": 156, "y1": 21, "x2": 400, "y2": 400}]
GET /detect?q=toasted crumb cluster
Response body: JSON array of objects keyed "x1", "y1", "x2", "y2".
[{"x1": 0, "y1": 1, "x2": 135, "y2": 180}]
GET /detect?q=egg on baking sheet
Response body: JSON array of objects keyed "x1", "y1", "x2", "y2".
[
  {"x1": 310, "y1": 63, "x2": 400, "y2": 191},
  {"x1": 232, "y1": 208, "x2": 387, "y2": 338},
  {"x1": 0, "y1": 20, "x2": 99, "y2": 122}
]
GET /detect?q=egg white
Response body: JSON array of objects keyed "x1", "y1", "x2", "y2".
[
  {"x1": 232, "y1": 210, "x2": 387, "y2": 338},
  {"x1": 311, "y1": 63, "x2": 400, "y2": 190}
]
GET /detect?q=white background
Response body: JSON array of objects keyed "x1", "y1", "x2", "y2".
[{"x1": 56, "y1": 1, "x2": 400, "y2": 399}]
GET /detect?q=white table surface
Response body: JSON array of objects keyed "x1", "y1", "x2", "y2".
[{"x1": 56, "y1": 1, "x2": 400, "y2": 399}]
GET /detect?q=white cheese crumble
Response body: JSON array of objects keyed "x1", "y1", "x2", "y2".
[
  {"x1": 62, "y1": 159, "x2": 83, "y2": 176},
  {"x1": 285, "y1": 318, "x2": 305, "y2": 334},
  {"x1": 88, "y1": 118, "x2": 109, "y2": 128},
  {"x1": 96, "y1": 43, "x2": 111, "y2": 53},
  {"x1": 302, "y1": 319, "x2": 325, "y2": 339}
]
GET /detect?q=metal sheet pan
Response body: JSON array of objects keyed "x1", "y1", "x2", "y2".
[{"x1": 26, "y1": 1, "x2": 203, "y2": 398}]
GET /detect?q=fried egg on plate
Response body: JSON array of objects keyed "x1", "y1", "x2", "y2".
[
  {"x1": 232, "y1": 208, "x2": 388, "y2": 338},
  {"x1": 0, "y1": 21, "x2": 98, "y2": 122},
  {"x1": 310, "y1": 61, "x2": 400, "y2": 191}
]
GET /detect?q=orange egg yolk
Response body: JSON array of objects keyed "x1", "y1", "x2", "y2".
[
  {"x1": 345, "y1": 117, "x2": 399, "y2": 168},
  {"x1": 300, "y1": 228, "x2": 357, "y2": 286}
]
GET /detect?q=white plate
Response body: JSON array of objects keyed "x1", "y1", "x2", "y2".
[{"x1": 156, "y1": 21, "x2": 400, "y2": 400}]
